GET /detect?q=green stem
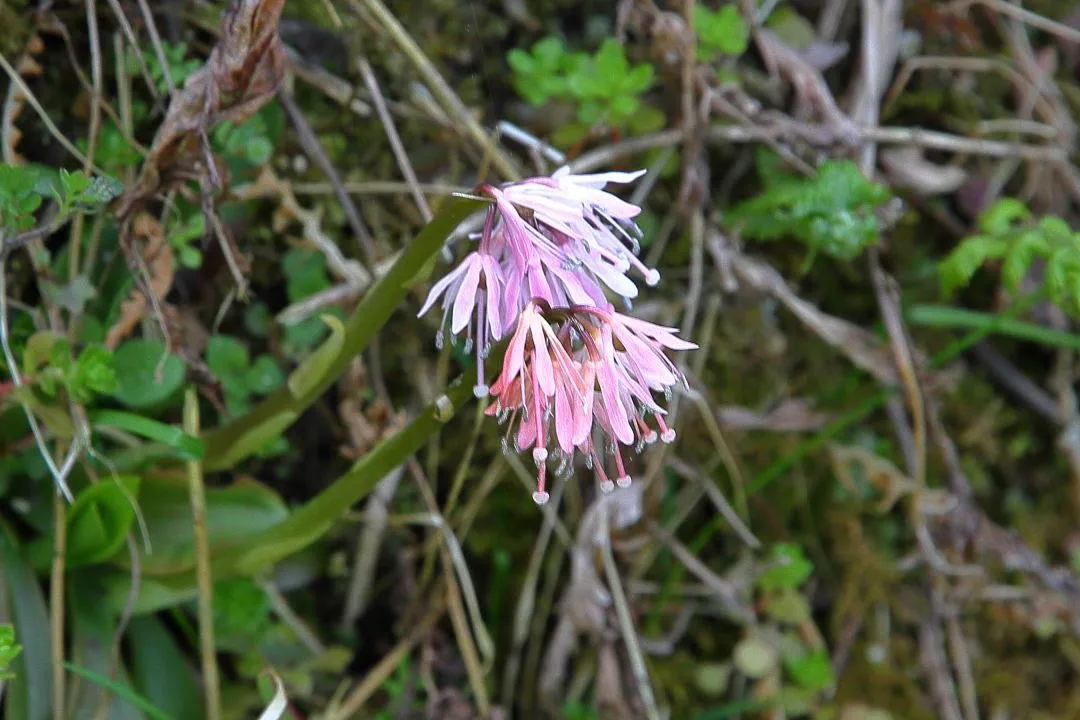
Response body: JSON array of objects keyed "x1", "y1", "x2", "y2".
[
  {"x1": 184, "y1": 389, "x2": 220, "y2": 720},
  {"x1": 907, "y1": 304, "x2": 1080, "y2": 352},
  {"x1": 200, "y1": 197, "x2": 485, "y2": 471},
  {"x1": 213, "y1": 374, "x2": 477, "y2": 578}
]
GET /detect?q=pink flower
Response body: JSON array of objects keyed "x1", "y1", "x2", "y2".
[
  {"x1": 487, "y1": 302, "x2": 591, "y2": 504},
  {"x1": 501, "y1": 167, "x2": 661, "y2": 289},
  {"x1": 417, "y1": 166, "x2": 695, "y2": 504},
  {"x1": 417, "y1": 250, "x2": 503, "y2": 397},
  {"x1": 487, "y1": 303, "x2": 695, "y2": 502}
]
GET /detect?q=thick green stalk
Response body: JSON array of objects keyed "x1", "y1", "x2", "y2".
[
  {"x1": 212, "y1": 374, "x2": 477, "y2": 578},
  {"x1": 200, "y1": 197, "x2": 485, "y2": 471}
]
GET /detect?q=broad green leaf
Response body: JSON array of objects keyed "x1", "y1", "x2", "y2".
[
  {"x1": 126, "y1": 616, "x2": 201, "y2": 720},
  {"x1": 66, "y1": 475, "x2": 141, "y2": 568},
  {"x1": 213, "y1": 578, "x2": 271, "y2": 651},
  {"x1": 0, "y1": 525, "x2": 52, "y2": 720},
  {"x1": 206, "y1": 336, "x2": 250, "y2": 385},
  {"x1": 109, "y1": 340, "x2": 186, "y2": 409},
  {"x1": 112, "y1": 474, "x2": 288, "y2": 576},
  {"x1": 67, "y1": 586, "x2": 154, "y2": 720}
]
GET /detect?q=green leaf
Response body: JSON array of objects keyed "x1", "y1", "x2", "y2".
[
  {"x1": 246, "y1": 355, "x2": 285, "y2": 395},
  {"x1": 695, "y1": 4, "x2": 750, "y2": 59},
  {"x1": 213, "y1": 577, "x2": 271, "y2": 649},
  {"x1": 283, "y1": 248, "x2": 331, "y2": 301},
  {"x1": 0, "y1": 624, "x2": 22, "y2": 680},
  {"x1": 0, "y1": 525, "x2": 53, "y2": 720},
  {"x1": 89, "y1": 409, "x2": 205, "y2": 460},
  {"x1": 206, "y1": 335, "x2": 250, "y2": 381},
  {"x1": 68, "y1": 344, "x2": 118, "y2": 403},
  {"x1": 11, "y1": 387, "x2": 75, "y2": 437},
  {"x1": 758, "y1": 543, "x2": 814, "y2": 591},
  {"x1": 508, "y1": 37, "x2": 574, "y2": 106},
  {"x1": 21, "y1": 331, "x2": 58, "y2": 376},
  {"x1": 693, "y1": 662, "x2": 732, "y2": 698},
  {"x1": 628, "y1": 105, "x2": 667, "y2": 135},
  {"x1": 507, "y1": 48, "x2": 536, "y2": 74},
  {"x1": 610, "y1": 94, "x2": 640, "y2": 120},
  {"x1": 126, "y1": 616, "x2": 201, "y2": 720},
  {"x1": 626, "y1": 63, "x2": 654, "y2": 93},
  {"x1": 64, "y1": 662, "x2": 171, "y2": 720},
  {"x1": 109, "y1": 339, "x2": 186, "y2": 409},
  {"x1": 594, "y1": 38, "x2": 628, "y2": 77},
  {"x1": 65, "y1": 475, "x2": 141, "y2": 568},
  {"x1": 725, "y1": 159, "x2": 890, "y2": 261},
  {"x1": 979, "y1": 197, "x2": 1030, "y2": 235},
  {"x1": 783, "y1": 649, "x2": 835, "y2": 691},
  {"x1": 112, "y1": 474, "x2": 288, "y2": 576},
  {"x1": 0, "y1": 164, "x2": 44, "y2": 233}
]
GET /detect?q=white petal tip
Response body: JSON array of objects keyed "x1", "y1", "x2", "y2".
[
  {"x1": 532, "y1": 491, "x2": 550, "y2": 505},
  {"x1": 660, "y1": 429, "x2": 676, "y2": 443},
  {"x1": 600, "y1": 479, "x2": 615, "y2": 493},
  {"x1": 616, "y1": 475, "x2": 632, "y2": 488}
]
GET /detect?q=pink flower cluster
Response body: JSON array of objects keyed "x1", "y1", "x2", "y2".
[{"x1": 419, "y1": 168, "x2": 695, "y2": 504}]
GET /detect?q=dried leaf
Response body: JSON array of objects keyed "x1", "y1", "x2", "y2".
[
  {"x1": 118, "y1": 0, "x2": 287, "y2": 216},
  {"x1": 1, "y1": 29, "x2": 46, "y2": 165},
  {"x1": 106, "y1": 213, "x2": 175, "y2": 348}
]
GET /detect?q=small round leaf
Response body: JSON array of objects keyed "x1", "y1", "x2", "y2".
[{"x1": 109, "y1": 339, "x2": 186, "y2": 409}]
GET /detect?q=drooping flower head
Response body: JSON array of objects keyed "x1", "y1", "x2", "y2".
[
  {"x1": 418, "y1": 167, "x2": 658, "y2": 397},
  {"x1": 487, "y1": 301, "x2": 696, "y2": 503},
  {"x1": 418, "y1": 166, "x2": 694, "y2": 504}
]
